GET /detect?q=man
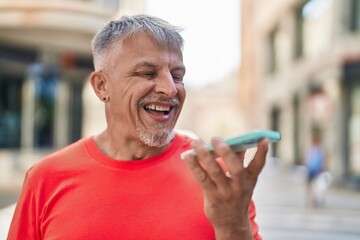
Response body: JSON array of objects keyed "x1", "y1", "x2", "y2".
[
  {"x1": 8, "y1": 15, "x2": 268, "y2": 240},
  {"x1": 304, "y1": 126, "x2": 327, "y2": 206}
]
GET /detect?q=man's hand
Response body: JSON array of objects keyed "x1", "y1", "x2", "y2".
[{"x1": 183, "y1": 137, "x2": 268, "y2": 240}]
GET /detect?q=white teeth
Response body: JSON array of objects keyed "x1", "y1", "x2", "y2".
[{"x1": 145, "y1": 104, "x2": 170, "y2": 111}]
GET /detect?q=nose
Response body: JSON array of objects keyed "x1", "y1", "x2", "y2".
[{"x1": 154, "y1": 72, "x2": 178, "y2": 97}]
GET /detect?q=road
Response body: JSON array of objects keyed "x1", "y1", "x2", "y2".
[{"x1": 253, "y1": 163, "x2": 360, "y2": 240}]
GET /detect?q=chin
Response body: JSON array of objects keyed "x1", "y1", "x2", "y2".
[{"x1": 137, "y1": 127, "x2": 175, "y2": 148}]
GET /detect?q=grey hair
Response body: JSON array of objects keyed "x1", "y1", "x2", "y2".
[{"x1": 91, "y1": 14, "x2": 184, "y2": 69}]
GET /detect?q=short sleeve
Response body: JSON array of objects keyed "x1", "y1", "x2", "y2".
[
  {"x1": 249, "y1": 199, "x2": 262, "y2": 240},
  {"x1": 7, "y1": 169, "x2": 41, "y2": 240}
]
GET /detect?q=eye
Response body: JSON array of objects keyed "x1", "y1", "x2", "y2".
[
  {"x1": 172, "y1": 74, "x2": 184, "y2": 82},
  {"x1": 141, "y1": 72, "x2": 157, "y2": 79}
]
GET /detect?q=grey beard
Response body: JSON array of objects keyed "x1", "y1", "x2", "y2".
[{"x1": 136, "y1": 124, "x2": 175, "y2": 147}]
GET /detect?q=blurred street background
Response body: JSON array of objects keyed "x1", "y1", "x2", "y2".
[
  {"x1": 1, "y1": 0, "x2": 360, "y2": 239},
  {"x1": 254, "y1": 162, "x2": 360, "y2": 240}
]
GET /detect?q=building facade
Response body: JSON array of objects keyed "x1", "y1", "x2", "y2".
[
  {"x1": 240, "y1": 0, "x2": 360, "y2": 187},
  {"x1": 0, "y1": 0, "x2": 147, "y2": 187}
]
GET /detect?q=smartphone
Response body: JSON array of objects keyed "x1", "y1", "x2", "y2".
[{"x1": 180, "y1": 130, "x2": 281, "y2": 159}]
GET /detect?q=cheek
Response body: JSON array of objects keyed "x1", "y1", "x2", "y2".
[
  {"x1": 177, "y1": 84, "x2": 186, "y2": 104},
  {"x1": 108, "y1": 87, "x2": 132, "y2": 114}
]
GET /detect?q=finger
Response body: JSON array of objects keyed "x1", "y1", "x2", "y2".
[
  {"x1": 210, "y1": 137, "x2": 245, "y2": 179},
  {"x1": 192, "y1": 139, "x2": 229, "y2": 188},
  {"x1": 236, "y1": 150, "x2": 246, "y2": 162},
  {"x1": 247, "y1": 139, "x2": 269, "y2": 177},
  {"x1": 183, "y1": 147, "x2": 216, "y2": 192}
]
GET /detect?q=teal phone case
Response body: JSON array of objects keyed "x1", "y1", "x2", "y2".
[
  {"x1": 180, "y1": 130, "x2": 281, "y2": 159},
  {"x1": 207, "y1": 130, "x2": 281, "y2": 152}
]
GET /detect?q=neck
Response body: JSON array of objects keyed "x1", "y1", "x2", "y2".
[{"x1": 93, "y1": 130, "x2": 171, "y2": 161}]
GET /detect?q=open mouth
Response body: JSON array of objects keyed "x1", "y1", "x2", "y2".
[{"x1": 144, "y1": 104, "x2": 172, "y2": 116}]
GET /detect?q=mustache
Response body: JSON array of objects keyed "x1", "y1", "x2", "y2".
[{"x1": 139, "y1": 95, "x2": 180, "y2": 106}]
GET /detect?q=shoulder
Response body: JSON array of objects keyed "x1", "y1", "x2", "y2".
[{"x1": 26, "y1": 137, "x2": 89, "y2": 181}]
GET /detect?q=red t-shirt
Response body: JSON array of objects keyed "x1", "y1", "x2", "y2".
[{"x1": 8, "y1": 134, "x2": 262, "y2": 239}]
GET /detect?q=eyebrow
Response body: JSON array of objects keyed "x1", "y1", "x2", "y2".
[
  {"x1": 133, "y1": 61, "x2": 186, "y2": 73},
  {"x1": 172, "y1": 65, "x2": 186, "y2": 74},
  {"x1": 133, "y1": 61, "x2": 157, "y2": 70}
]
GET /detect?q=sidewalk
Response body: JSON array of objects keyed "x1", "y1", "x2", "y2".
[
  {"x1": 0, "y1": 204, "x2": 15, "y2": 240},
  {"x1": 253, "y1": 163, "x2": 360, "y2": 240}
]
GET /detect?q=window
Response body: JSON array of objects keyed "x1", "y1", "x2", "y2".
[
  {"x1": 267, "y1": 28, "x2": 278, "y2": 73},
  {"x1": 350, "y1": 0, "x2": 360, "y2": 31},
  {"x1": 0, "y1": 44, "x2": 35, "y2": 149},
  {"x1": 0, "y1": 74, "x2": 23, "y2": 148},
  {"x1": 30, "y1": 64, "x2": 59, "y2": 148},
  {"x1": 294, "y1": 1, "x2": 308, "y2": 59},
  {"x1": 68, "y1": 81, "x2": 83, "y2": 143},
  {"x1": 0, "y1": 45, "x2": 90, "y2": 150},
  {"x1": 343, "y1": 62, "x2": 360, "y2": 180},
  {"x1": 349, "y1": 85, "x2": 360, "y2": 176},
  {"x1": 270, "y1": 107, "x2": 280, "y2": 157}
]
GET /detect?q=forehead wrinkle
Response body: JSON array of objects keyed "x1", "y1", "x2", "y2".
[{"x1": 133, "y1": 60, "x2": 157, "y2": 69}]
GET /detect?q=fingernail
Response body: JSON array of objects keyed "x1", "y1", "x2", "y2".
[
  {"x1": 211, "y1": 137, "x2": 225, "y2": 147},
  {"x1": 180, "y1": 149, "x2": 195, "y2": 160},
  {"x1": 191, "y1": 140, "x2": 205, "y2": 150}
]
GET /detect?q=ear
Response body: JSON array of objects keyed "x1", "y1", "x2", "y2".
[{"x1": 90, "y1": 71, "x2": 108, "y2": 101}]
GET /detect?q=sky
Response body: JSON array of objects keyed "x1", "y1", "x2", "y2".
[{"x1": 147, "y1": 0, "x2": 241, "y2": 89}]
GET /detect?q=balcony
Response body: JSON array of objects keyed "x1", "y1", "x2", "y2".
[{"x1": 0, "y1": 0, "x2": 120, "y2": 53}]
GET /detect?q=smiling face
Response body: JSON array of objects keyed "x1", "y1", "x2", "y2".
[{"x1": 93, "y1": 33, "x2": 186, "y2": 148}]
